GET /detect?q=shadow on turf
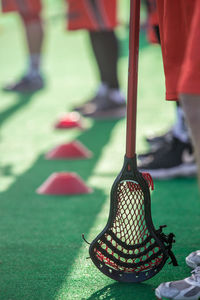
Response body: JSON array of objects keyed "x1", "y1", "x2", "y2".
[
  {"x1": 0, "y1": 92, "x2": 37, "y2": 128},
  {"x1": 0, "y1": 163, "x2": 13, "y2": 176},
  {"x1": 46, "y1": 119, "x2": 124, "y2": 180},
  {"x1": 0, "y1": 119, "x2": 121, "y2": 299},
  {"x1": 87, "y1": 282, "x2": 154, "y2": 300},
  {"x1": 86, "y1": 177, "x2": 200, "y2": 300},
  {"x1": 2, "y1": 119, "x2": 198, "y2": 299}
]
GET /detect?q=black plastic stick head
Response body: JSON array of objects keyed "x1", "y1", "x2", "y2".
[{"x1": 89, "y1": 156, "x2": 177, "y2": 282}]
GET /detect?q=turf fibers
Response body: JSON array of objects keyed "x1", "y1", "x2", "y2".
[{"x1": 0, "y1": 2, "x2": 199, "y2": 299}]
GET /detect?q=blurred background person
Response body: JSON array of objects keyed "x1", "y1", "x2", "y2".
[
  {"x1": 155, "y1": 1, "x2": 200, "y2": 298},
  {"x1": 68, "y1": 1, "x2": 126, "y2": 119},
  {"x1": 138, "y1": 0, "x2": 196, "y2": 180},
  {"x1": 2, "y1": 0, "x2": 44, "y2": 92},
  {"x1": 2, "y1": 0, "x2": 126, "y2": 119}
]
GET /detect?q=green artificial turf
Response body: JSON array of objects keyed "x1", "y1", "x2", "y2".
[{"x1": 0, "y1": 2, "x2": 200, "y2": 299}]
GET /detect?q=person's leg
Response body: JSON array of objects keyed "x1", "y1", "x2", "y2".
[
  {"x1": 155, "y1": 1, "x2": 200, "y2": 298},
  {"x1": 145, "y1": 102, "x2": 190, "y2": 145},
  {"x1": 3, "y1": 0, "x2": 44, "y2": 92},
  {"x1": 144, "y1": 1, "x2": 189, "y2": 147},
  {"x1": 80, "y1": 30, "x2": 126, "y2": 119},
  {"x1": 138, "y1": 0, "x2": 195, "y2": 179},
  {"x1": 21, "y1": 12, "x2": 44, "y2": 79},
  {"x1": 67, "y1": 0, "x2": 125, "y2": 118},
  {"x1": 87, "y1": 29, "x2": 125, "y2": 104},
  {"x1": 89, "y1": 30, "x2": 119, "y2": 90},
  {"x1": 172, "y1": 102, "x2": 189, "y2": 142},
  {"x1": 178, "y1": 0, "x2": 200, "y2": 185},
  {"x1": 180, "y1": 95, "x2": 200, "y2": 186},
  {"x1": 73, "y1": 29, "x2": 125, "y2": 118}
]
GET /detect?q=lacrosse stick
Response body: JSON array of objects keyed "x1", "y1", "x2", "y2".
[{"x1": 88, "y1": 0, "x2": 177, "y2": 283}]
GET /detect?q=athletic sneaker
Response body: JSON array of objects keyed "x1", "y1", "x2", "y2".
[
  {"x1": 73, "y1": 83, "x2": 108, "y2": 112},
  {"x1": 155, "y1": 266, "x2": 200, "y2": 300},
  {"x1": 138, "y1": 130, "x2": 174, "y2": 160},
  {"x1": 3, "y1": 75, "x2": 44, "y2": 93},
  {"x1": 186, "y1": 251, "x2": 200, "y2": 269},
  {"x1": 81, "y1": 90, "x2": 126, "y2": 120},
  {"x1": 138, "y1": 136, "x2": 197, "y2": 179},
  {"x1": 146, "y1": 129, "x2": 173, "y2": 146},
  {"x1": 73, "y1": 95, "x2": 99, "y2": 112}
]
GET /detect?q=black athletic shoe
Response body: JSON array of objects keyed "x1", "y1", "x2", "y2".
[
  {"x1": 3, "y1": 75, "x2": 44, "y2": 93},
  {"x1": 138, "y1": 136, "x2": 197, "y2": 179},
  {"x1": 145, "y1": 129, "x2": 173, "y2": 145},
  {"x1": 73, "y1": 84, "x2": 108, "y2": 112},
  {"x1": 81, "y1": 99, "x2": 126, "y2": 120},
  {"x1": 73, "y1": 95, "x2": 100, "y2": 112},
  {"x1": 74, "y1": 86, "x2": 126, "y2": 120},
  {"x1": 81, "y1": 91, "x2": 126, "y2": 120}
]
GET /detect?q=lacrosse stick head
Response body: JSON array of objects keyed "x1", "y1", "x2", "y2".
[{"x1": 89, "y1": 156, "x2": 177, "y2": 283}]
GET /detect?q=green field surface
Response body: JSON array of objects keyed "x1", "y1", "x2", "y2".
[{"x1": 0, "y1": 2, "x2": 199, "y2": 299}]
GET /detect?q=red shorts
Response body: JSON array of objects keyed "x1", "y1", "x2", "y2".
[
  {"x1": 146, "y1": 0, "x2": 158, "y2": 26},
  {"x1": 67, "y1": 0, "x2": 117, "y2": 31},
  {"x1": 1, "y1": 0, "x2": 42, "y2": 14},
  {"x1": 146, "y1": 0, "x2": 159, "y2": 44},
  {"x1": 157, "y1": 0, "x2": 200, "y2": 100},
  {"x1": 2, "y1": 0, "x2": 117, "y2": 31}
]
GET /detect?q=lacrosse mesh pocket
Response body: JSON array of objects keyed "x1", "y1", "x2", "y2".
[{"x1": 89, "y1": 157, "x2": 177, "y2": 282}]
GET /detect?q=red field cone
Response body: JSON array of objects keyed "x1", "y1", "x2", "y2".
[
  {"x1": 45, "y1": 141, "x2": 92, "y2": 160},
  {"x1": 36, "y1": 172, "x2": 92, "y2": 195},
  {"x1": 55, "y1": 112, "x2": 83, "y2": 129}
]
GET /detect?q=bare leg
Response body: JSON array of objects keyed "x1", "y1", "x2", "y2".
[
  {"x1": 3, "y1": 15, "x2": 45, "y2": 92},
  {"x1": 21, "y1": 15, "x2": 44, "y2": 78},
  {"x1": 24, "y1": 19, "x2": 44, "y2": 56},
  {"x1": 89, "y1": 30, "x2": 119, "y2": 89},
  {"x1": 180, "y1": 93, "x2": 200, "y2": 186}
]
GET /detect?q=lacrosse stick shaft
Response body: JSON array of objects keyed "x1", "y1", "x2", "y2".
[{"x1": 126, "y1": 0, "x2": 141, "y2": 158}]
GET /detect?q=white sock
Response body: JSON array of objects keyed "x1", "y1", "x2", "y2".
[
  {"x1": 172, "y1": 106, "x2": 190, "y2": 143},
  {"x1": 26, "y1": 54, "x2": 41, "y2": 78},
  {"x1": 108, "y1": 88, "x2": 125, "y2": 104},
  {"x1": 96, "y1": 83, "x2": 125, "y2": 103},
  {"x1": 96, "y1": 83, "x2": 109, "y2": 97}
]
